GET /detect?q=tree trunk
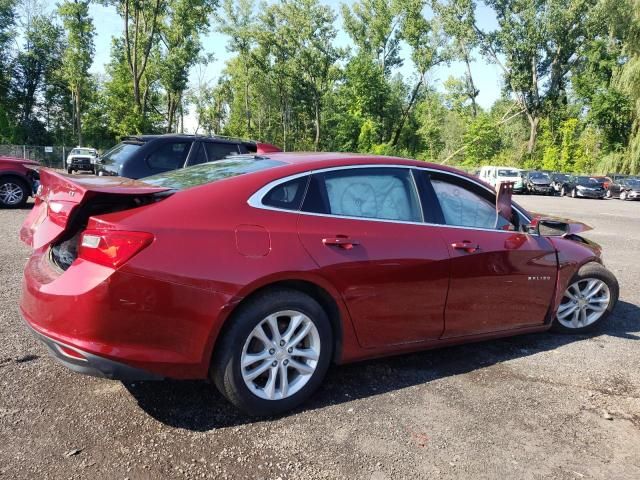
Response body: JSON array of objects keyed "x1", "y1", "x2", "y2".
[
  {"x1": 167, "y1": 93, "x2": 174, "y2": 133},
  {"x1": 462, "y1": 45, "x2": 478, "y2": 117},
  {"x1": 76, "y1": 87, "x2": 82, "y2": 146},
  {"x1": 527, "y1": 115, "x2": 540, "y2": 154},
  {"x1": 391, "y1": 77, "x2": 423, "y2": 146},
  {"x1": 314, "y1": 94, "x2": 320, "y2": 151}
]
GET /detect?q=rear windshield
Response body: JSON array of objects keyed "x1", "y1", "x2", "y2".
[
  {"x1": 71, "y1": 148, "x2": 95, "y2": 156},
  {"x1": 530, "y1": 172, "x2": 550, "y2": 180},
  {"x1": 142, "y1": 157, "x2": 285, "y2": 190},
  {"x1": 100, "y1": 142, "x2": 142, "y2": 167},
  {"x1": 576, "y1": 177, "x2": 600, "y2": 185},
  {"x1": 497, "y1": 169, "x2": 518, "y2": 177}
]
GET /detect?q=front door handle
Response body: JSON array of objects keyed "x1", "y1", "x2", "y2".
[
  {"x1": 451, "y1": 241, "x2": 480, "y2": 253},
  {"x1": 323, "y1": 235, "x2": 359, "y2": 250}
]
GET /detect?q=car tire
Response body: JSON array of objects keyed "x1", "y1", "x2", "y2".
[
  {"x1": 67, "y1": 168, "x2": 73, "y2": 174},
  {"x1": 0, "y1": 177, "x2": 28, "y2": 208},
  {"x1": 560, "y1": 186, "x2": 566, "y2": 197},
  {"x1": 211, "y1": 288, "x2": 333, "y2": 416},
  {"x1": 552, "y1": 262, "x2": 619, "y2": 334},
  {"x1": 571, "y1": 188, "x2": 577, "y2": 198},
  {"x1": 605, "y1": 190, "x2": 612, "y2": 199},
  {"x1": 620, "y1": 191, "x2": 627, "y2": 200}
]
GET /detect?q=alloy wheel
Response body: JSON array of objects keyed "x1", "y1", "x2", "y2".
[
  {"x1": 0, "y1": 182, "x2": 24, "y2": 206},
  {"x1": 556, "y1": 279, "x2": 611, "y2": 329},
  {"x1": 241, "y1": 310, "x2": 320, "y2": 401},
  {"x1": 620, "y1": 191, "x2": 627, "y2": 200}
]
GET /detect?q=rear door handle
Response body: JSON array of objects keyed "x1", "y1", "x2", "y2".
[
  {"x1": 323, "y1": 235, "x2": 359, "y2": 250},
  {"x1": 451, "y1": 241, "x2": 480, "y2": 253}
]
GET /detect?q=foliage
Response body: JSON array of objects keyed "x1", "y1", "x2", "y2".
[{"x1": 0, "y1": 0, "x2": 638, "y2": 177}]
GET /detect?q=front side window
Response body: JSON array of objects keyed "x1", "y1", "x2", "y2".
[
  {"x1": 146, "y1": 142, "x2": 192, "y2": 171},
  {"x1": 431, "y1": 176, "x2": 515, "y2": 230},
  {"x1": 302, "y1": 168, "x2": 422, "y2": 222}
]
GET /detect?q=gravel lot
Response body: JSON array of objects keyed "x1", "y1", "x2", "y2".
[{"x1": 1, "y1": 195, "x2": 639, "y2": 480}]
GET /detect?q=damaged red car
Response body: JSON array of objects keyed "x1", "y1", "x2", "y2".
[{"x1": 19, "y1": 153, "x2": 619, "y2": 415}]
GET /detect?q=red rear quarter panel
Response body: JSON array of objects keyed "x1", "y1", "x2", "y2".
[{"x1": 89, "y1": 170, "x2": 360, "y2": 374}]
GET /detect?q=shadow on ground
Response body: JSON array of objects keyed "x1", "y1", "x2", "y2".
[{"x1": 124, "y1": 300, "x2": 640, "y2": 431}]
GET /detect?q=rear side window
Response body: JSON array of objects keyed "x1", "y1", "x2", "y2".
[
  {"x1": 147, "y1": 142, "x2": 192, "y2": 171},
  {"x1": 302, "y1": 168, "x2": 422, "y2": 222},
  {"x1": 205, "y1": 142, "x2": 240, "y2": 161},
  {"x1": 262, "y1": 176, "x2": 309, "y2": 210}
]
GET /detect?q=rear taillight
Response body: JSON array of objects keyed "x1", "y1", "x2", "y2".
[{"x1": 78, "y1": 230, "x2": 154, "y2": 268}]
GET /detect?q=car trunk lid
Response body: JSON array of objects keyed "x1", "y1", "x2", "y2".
[{"x1": 20, "y1": 169, "x2": 170, "y2": 250}]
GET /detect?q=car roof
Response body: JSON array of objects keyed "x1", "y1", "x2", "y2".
[
  {"x1": 121, "y1": 134, "x2": 254, "y2": 144},
  {"x1": 228, "y1": 152, "x2": 490, "y2": 188}
]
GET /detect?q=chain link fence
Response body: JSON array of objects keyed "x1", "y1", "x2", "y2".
[{"x1": 0, "y1": 145, "x2": 70, "y2": 169}]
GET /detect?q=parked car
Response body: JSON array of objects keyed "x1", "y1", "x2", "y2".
[
  {"x1": 20, "y1": 154, "x2": 619, "y2": 415},
  {"x1": 95, "y1": 134, "x2": 281, "y2": 179},
  {"x1": 550, "y1": 173, "x2": 570, "y2": 194},
  {"x1": 607, "y1": 173, "x2": 629, "y2": 184},
  {"x1": 559, "y1": 176, "x2": 606, "y2": 199},
  {"x1": 478, "y1": 166, "x2": 524, "y2": 193},
  {"x1": 522, "y1": 171, "x2": 553, "y2": 194},
  {"x1": 0, "y1": 155, "x2": 40, "y2": 208},
  {"x1": 66, "y1": 147, "x2": 98, "y2": 174},
  {"x1": 591, "y1": 176, "x2": 612, "y2": 190},
  {"x1": 606, "y1": 176, "x2": 640, "y2": 200}
]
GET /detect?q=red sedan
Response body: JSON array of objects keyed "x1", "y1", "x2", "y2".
[
  {"x1": 19, "y1": 153, "x2": 619, "y2": 415},
  {"x1": 0, "y1": 155, "x2": 40, "y2": 208}
]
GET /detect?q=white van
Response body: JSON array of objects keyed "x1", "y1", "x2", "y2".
[{"x1": 478, "y1": 166, "x2": 524, "y2": 193}]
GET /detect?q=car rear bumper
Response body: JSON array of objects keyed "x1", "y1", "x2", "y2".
[
  {"x1": 24, "y1": 319, "x2": 163, "y2": 380},
  {"x1": 20, "y1": 248, "x2": 234, "y2": 380}
]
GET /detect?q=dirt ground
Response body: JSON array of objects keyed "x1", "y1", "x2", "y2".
[{"x1": 1, "y1": 195, "x2": 639, "y2": 480}]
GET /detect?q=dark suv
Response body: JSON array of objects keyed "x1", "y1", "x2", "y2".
[{"x1": 95, "y1": 135, "x2": 280, "y2": 179}]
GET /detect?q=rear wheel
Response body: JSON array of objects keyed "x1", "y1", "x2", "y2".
[
  {"x1": 605, "y1": 189, "x2": 612, "y2": 198},
  {"x1": 560, "y1": 186, "x2": 566, "y2": 197},
  {"x1": 211, "y1": 289, "x2": 332, "y2": 416},
  {"x1": 0, "y1": 177, "x2": 28, "y2": 208},
  {"x1": 67, "y1": 168, "x2": 73, "y2": 174},
  {"x1": 571, "y1": 188, "x2": 577, "y2": 198},
  {"x1": 552, "y1": 263, "x2": 618, "y2": 333}
]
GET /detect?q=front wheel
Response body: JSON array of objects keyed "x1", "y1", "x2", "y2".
[
  {"x1": 67, "y1": 168, "x2": 73, "y2": 174},
  {"x1": 552, "y1": 263, "x2": 619, "y2": 333},
  {"x1": 571, "y1": 188, "x2": 577, "y2": 198},
  {"x1": 605, "y1": 190, "x2": 612, "y2": 199},
  {"x1": 211, "y1": 289, "x2": 333, "y2": 416},
  {"x1": 560, "y1": 186, "x2": 566, "y2": 197},
  {"x1": 620, "y1": 191, "x2": 627, "y2": 200}
]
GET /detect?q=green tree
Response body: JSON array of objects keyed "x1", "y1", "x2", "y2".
[
  {"x1": 58, "y1": 0, "x2": 95, "y2": 146},
  {"x1": 477, "y1": 0, "x2": 596, "y2": 155},
  {"x1": 159, "y1": 0, "x2": 217, "y2": 132},
  {"x1": 462, "y1": 113, "x2": 500, "y2": 166}
]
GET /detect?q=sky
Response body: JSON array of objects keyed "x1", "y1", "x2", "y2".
[{"x1": 55, "y1": 0, "x2": 504, "y2": 132}]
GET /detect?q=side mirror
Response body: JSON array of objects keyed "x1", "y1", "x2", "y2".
[{"x1": 534, "y1": 219, "x2": 570, "y2": 236}]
